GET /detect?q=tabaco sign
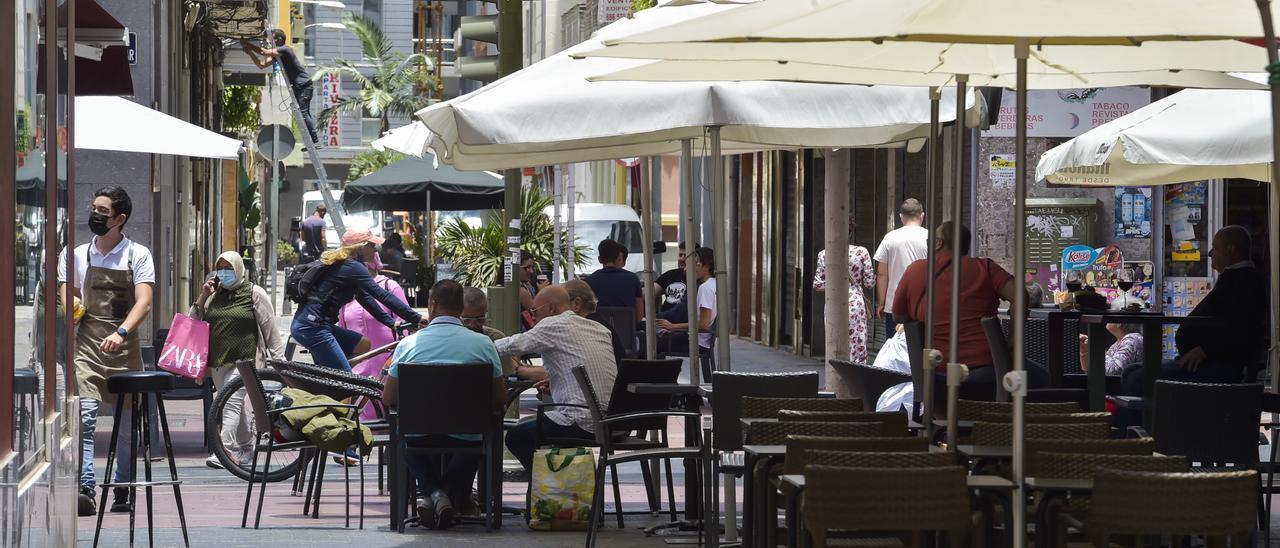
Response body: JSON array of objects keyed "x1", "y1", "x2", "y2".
[{"x1": 983, "y1": 87, "x2": 1151, "y2": 138}]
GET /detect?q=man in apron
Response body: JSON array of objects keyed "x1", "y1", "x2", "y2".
[{"x1": 59, "y1": 187, "x2": 155, "y2": 517}]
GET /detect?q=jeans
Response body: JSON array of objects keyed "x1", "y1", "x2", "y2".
[
  {"x1": 883, "y1": 313, "x2": 898, "y2": 337},
  {"x1": 404, "y1": 435, "x2": 483, "y2": 501},
  {"x1": 209, "y1": 366, "x2": 251, "y2": 454},
  {"x1": 505, "y1": 418, "x2": 594, "y2": 471},
  {"x1": 290, "y1": 316, "x2": 364, "y2": 372},
  {"x1": 80, "y1": 397, "x2": 133, "y2": 490},
  {"x1": 294, "y1": 81, "x2": 318, "y2": 143}
]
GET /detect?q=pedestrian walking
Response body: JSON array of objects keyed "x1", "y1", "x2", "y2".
[
  {"x1": 814, "y1": 220, "x2": 875, "y2": 364},
  {"x1": 300, "y1": 205, "x2": 327, "y2": 263},
  {"x1": 873, "y1": 198, "x2": 928, "y2": 335}
]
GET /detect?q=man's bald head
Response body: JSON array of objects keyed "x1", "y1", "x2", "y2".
[{"x1": 532, "y1": 285, "x2": 571, "y2": 323}]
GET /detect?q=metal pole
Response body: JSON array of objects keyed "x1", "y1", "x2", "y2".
[
  {"x1": 945, "y1": 76, "x2": 969, "y2": 450},
  {"x1": 552, "y1": 166, "x2": 562, "y2": 283},
  {"x1": 682, "y1": 140, "x2": 701, "y2": 385},
  {"x1": 824, "y1": 149, "x2": 852, "y2": 396},
  {"x1": 567, "y1": 165, "x2": 577, "y2": 279},
  {"x1": 640, "y1": 157, "x2": 658, "y2": 359},
  {"x1": 1256, "y1": 0, "x2": 1280, "y2": 394},
  {"x1": 710, "y1": 128, "x2": 732, "y2": 374},
  {"x1": 923, "y1": 88, "x2": 941, "y2": 440},
  {"x1": 268, "y1": 80, "x2": 280, "y2": 295},
  {"x1": 1010, "y1": 41, "x2": 1030, "y2": 548}
]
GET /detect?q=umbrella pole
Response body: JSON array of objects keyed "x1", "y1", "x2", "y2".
[
  {"x1": 1011, "y1": 40, "x2": 1030, "y2": 548},
  {"x1": 683, "y1": 139, "x2": 701, "y2": 385},
  {"x1": 641, "y1": 157, "x2": 659, "y2": 359},
  {"x1": 1256, "y1": 0, "x2": 1280, "y2": 394},
  {"x1": 710, "y1": 127, "x2": 732, "y2": 374},
  {"x1": 945, "y1": 76, "x2": 969, "y2": 450},
  {"x1": 923, "y1": 88, "x2": 941, "y2": 441},
  {"x1": 552, "y1": 168, "x2": 562, "y2": 283}
]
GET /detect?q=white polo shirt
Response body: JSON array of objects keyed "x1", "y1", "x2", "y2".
[
  {"x1": 873, "y1": 225, "x2": 929, "y2": 314},
  {"x1": 57, "y1": 235, "x2": 156, "y2": 288}
]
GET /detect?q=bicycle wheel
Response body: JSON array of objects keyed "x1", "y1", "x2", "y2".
[{"x1": 208, "y1": 368, "x2": 303, "y2": 483}]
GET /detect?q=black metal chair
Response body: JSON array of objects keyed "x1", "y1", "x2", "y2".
[
  {"x1": 901, "y1": 321, "x2": 929, "y2": 420},
  {"x1": 149, "y1": 329, "x2": 213, "y2": 449},
  {"x1": 662, "y1": 320, "x2": 718, "y2": 381},
  {"x1": 596, "y1": 306, "x2": 639, "y2": 359},
  {"x1": 570, "y1": 365, "x2": 709, "y2": 548},
  {"x1": 983, "y1": 317, "x2": 1096, "y2": 408},
  {"x1": 828, "y1": 359, "x2": 910, "y2": 412},
  {"x1": 388, "y1": 362, "x2": 503, "y2": 532},
  {"x1": 603, "y1": 358, "x2": 684, "y2": 523},
  {"x1": 398, "y1": 258, "x2": 421, "y2": 304}
]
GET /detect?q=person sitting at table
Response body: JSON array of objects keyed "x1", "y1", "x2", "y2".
[
  {"x1": 460, "y1": 286, "x2": 541, "y2": 381},
  {"x1": 382, "y1": 279, "x2": 506, "y2": 530},
  {"x1": 1078, "y1": 322, "x2": 1142, "y2": 376},
  {"x1": 1123, "y1": 225, "x2": 1268, "y2": 393},
  {"x1": 565, "y1": 279, "x2": 630, "y2": 363},
  {"x1": 655, "y1": 247, "x2": 717, "y2": 356},
  {"x1": 892, "y1": 221, "x2": 1048, "y2": 401},
  {"x1": 496, "y1": 285, "x2": 618, "y2": 470},
  {"x1": 584, "y1": 239, "x2": 645, "y2": 322}
]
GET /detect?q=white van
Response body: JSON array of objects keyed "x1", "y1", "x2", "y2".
[
  {"x1": 300, "y1": 190, "x2": 383, "y2": 250},
  {"x1": 544, "y1": 203, "x2": 646, "y2": 276}
]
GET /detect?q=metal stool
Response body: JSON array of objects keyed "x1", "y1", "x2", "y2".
[{"x1": 92, "y1": 371, "x2": 190, "y2": 548}]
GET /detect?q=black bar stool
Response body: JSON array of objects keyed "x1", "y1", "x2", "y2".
[{"x1": 92, "y1": 371, "x2": 190, "y2": 548}]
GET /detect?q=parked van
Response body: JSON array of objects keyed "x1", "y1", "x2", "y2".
[
  {"x1": 544, "y1": 203, "x2": 646, "y2": 276},
  {"x1": 300, "y1": 190, "x2": 384, "y2": 250}
]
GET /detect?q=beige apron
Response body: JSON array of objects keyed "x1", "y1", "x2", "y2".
[{"x1": 74, "y1": 245, "x2": 142, "y2": 402}]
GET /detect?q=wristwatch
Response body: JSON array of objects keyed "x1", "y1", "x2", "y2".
[{"x1": 116, "y1": 326, "x2": 128, "y2": 338}]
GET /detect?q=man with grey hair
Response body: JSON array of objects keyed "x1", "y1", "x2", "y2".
[
  {"x1": 565, "y1": 279, "x2": 629, "y2": 362},
  {"x1": 1124, "y1": 225, "x2": 1268, "y2": 392},
  {"x1": 460, "y1": 287, "x2": 536, "y2": 379}
]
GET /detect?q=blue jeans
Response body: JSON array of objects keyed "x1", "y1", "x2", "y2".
[
  {"x1": 505, "y1": 418, "x2": 593, "y2": 471},
  {"x1": 290, "y1": 314, "x2": 364, "y2": 372},
  {"x1": 883, "y1": 313, "x2": 897, "y2": 337},
  {"x1": 404, "y1": 435, "x2": 482, "y2": 500},
  {"x1": 80, "y1": 398, "x2": 133, "y2": 490}
]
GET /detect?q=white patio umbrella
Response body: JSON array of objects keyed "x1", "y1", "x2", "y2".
[
  {"x1": 371, "y1": 120, "x2": 433, "y2": 158},
  {"x1": 1037, "y1": 83, "x2": 1272, "y2": 185}
]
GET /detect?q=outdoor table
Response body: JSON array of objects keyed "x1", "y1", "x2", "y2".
[
  {"x1": 1028, "y1": 308, "x2": 1084, "y2": 388},
  {"x1": 626, "y1": 382, "x2": 708, "y2": 531},
  {"x1": 1024, "y1": 477, "x2": 1094, "y2": 548},
  {"x1": 1078, "y1": 312, "x2": 1217, "y2": 411}
]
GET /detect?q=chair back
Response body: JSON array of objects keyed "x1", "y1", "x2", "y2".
[
  {"x1": 981, "y1": 317, "x2": 1012, "y2": 402},
  {"x1": 397, "y1": 363, "x2": 496, "y2": 437},
  {"x1": 970, "y1": 421, "x2": 1110, "y2": 445},
  {"x1": 803, "y1": 465, "x2": 970, "y2": 541},
  {"x1": 595, "y1": 306, "x2": 638, "y2": 359},
  {"x1": 1024, "y1": 437, "x2": 1155, "y2": 473},
  {"x1": 711, "y1": 371, "x2": 818, "y2": 452},
  {"x1": 828, "y1": 359, "x2": 910, "y2": 412},
  {"x1": 978, "y1": 412, "x2": 1110, "y2": 425},
  {"x1": 571, "y1": 365, "x2": 611, "y2": 446},
  {"x1": 606, "y1": 358, "x2": 682, "y2": 432},
  {"x1": 235, "y1": 359, "x2": 274, "y2": 436},
  {"x1": 397, "y1": 257, "x2": 420, "y2": 285},
  {"x1": 745, "y1": 421, "x2": 881, "y2": 445},
  {"x1": 1151, "y1": 380, "x2": 1263, "y2": 467},
  {"x1": 776, "y1": 410, "x2": 909, "y2": 437},
  {"x1": 901, "y1": 321, "x2": 927, "y2": 416},
  {"x1": 956, "y1": 399, "x2": 1080, "y2": 421},
  {"x1": 741, "y1": 396, "x2": 864, "y2": 419},
  {"x1": 802, "y1": 450, "x2": 959, "y2": 471},
  {"x1": 1031, "y1": 451, "x2": 1188, "y2": 479},
  {"x1": 1087, "y1": 469, "x2": 1258, "y2": 543},
  {"x1": 783, "y1": 436, "x2": 930, "y2": 474}
]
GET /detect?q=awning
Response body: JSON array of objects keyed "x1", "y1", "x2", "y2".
[
  {"x1": 343, "y1": 156, "x2": 504, "y2": 212},
  {"x1": 75, "y1": 96, "x2": 244, "y2": 159},
  {"x1": 36, "y1": 0, "x2": 133, "y2": 96}
]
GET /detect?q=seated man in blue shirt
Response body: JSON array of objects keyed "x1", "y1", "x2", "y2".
[
  {"x1": 383, "y1": 279, "x2": 506, "y2": 530},
  {"x1": 584, "y1": 239, "x2": 644, "y2": 322}
]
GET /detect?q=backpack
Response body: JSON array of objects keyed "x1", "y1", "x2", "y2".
[{"x1": 285, "y1": 260, "x2": 333, "y2": 305}]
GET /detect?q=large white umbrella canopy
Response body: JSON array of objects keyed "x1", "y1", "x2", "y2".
[
  {"x1": 371, "y1": 120, "x2": 433, "y2": 158},
  {"x1": 1038, "y1": 83, "x2": 1272, "y2": 186},
  {"x1": 76, "y1": 96, "x2": 244, "y2": 159},
  {"x1": 413, "y1": 0, "x2": 980, "y2": 171}
]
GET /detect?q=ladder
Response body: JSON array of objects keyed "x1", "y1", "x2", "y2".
[{"x1": 280, "y1": 75, "x2": 346, "y2": 235}]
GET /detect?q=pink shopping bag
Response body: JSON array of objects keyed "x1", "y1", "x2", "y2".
[{"x1": 156, "y1": 313, "x2": 210, "y2": 382}]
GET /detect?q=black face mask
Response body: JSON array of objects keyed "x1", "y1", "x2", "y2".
[{"x1": 88, "y1": 212, "x2": 112, "y2": 236}]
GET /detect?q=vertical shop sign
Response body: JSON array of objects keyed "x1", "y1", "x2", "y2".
[{"x1": 319, "y1": 72, "x2": 341, "y2": 147}]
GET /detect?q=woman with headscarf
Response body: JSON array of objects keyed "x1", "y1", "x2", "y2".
[
  {"x1": 813, "y1": 218, "x2": 876, "y2": 364},
  {"x1": 189, "y1": 251, "x2": 285, "y2": 469},
  {"x1": 337, "y1": 248, "x2": 406, "y2": 420}
]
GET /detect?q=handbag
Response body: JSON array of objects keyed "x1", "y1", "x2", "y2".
[
  {"x1": 528, "y1": 447, "x2": 596, "y2": 530},
  {"x1": 156, "y1": 313, "x2": 210, "y2": 382}
]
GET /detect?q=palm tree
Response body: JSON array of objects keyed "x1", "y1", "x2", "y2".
[
  {"x1": 312, "y1": 13, "x2": 437, "y2": 135},
  {"x1": 345, "y1": 149, "x2": 404, "y2": 182}
]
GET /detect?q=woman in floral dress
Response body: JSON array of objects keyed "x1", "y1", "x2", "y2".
[{"x1": 814, "y1": 223, "x2": 876, "y2": 363}]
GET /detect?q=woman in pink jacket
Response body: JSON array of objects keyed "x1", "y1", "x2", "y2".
[{"x1": 337, "y1": 251, "x2": 407, "y2": 420}]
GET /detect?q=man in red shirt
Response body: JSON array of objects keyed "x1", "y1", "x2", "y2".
[{"x1": 892, "y1": 222, "x2": 1046, "y2": 399}]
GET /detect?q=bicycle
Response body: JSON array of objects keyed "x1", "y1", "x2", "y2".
[{"x1": 207, "y1": 322, "x2": 416, "y2": 482}]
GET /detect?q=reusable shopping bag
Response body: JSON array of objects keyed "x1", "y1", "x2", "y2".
[
  {"x1": 156, "y1": 313, "x2": 210, "y2": 382},
  {"x1": 528, "y1": 447, "x2": 596, "y2": 530}
]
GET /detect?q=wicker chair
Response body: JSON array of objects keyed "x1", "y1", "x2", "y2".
[
  {"x1": 956, "y1": 399, "x2": 1080, "y2": 421},
  {"x1": 776, "y1": 410, "x2": 909, "y2": 436},
  {"x1": 745, "y1": 421, "x2": 882, "y2": 445},
  {"x1": 783, "y1": 436, "x2": 931, "y2": 474},
  {"x1": 1034, "y1": 452, "x2": 1190, "y2": 548},
  {"x1": 969, "y1": 421, "x2": 1110, "y2": 446},
  {"x1": 803, "y1": 465, "x2": 971, "y2": 548},
  {"x1": 1024, "y1": 438, "x2": 1155, "y2": 476},
  {"x1": 1085, "y1": 469, "x2": 1258, "y2": 548},
  {"x1": 978, "y1": 412, "x2": 1111, "y2": 425},
  {"x1": 740, "y1": 396, "x2": 864, "y2": 419},
  {"x1": 828, "y1": 359, "x2": 910, "y2": 412}
]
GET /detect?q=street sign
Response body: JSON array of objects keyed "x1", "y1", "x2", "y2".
[
  {"x1": 128, "y1": 32, "x2": 138, "y2": 65},
  {"x1": 255, "y1": 124, "x2": 295, "y2": 162}
]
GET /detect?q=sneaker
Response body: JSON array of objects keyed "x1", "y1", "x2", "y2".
[
  {"x1": 110, "y1": 487, "x2": 131, "y2": 513},
  {"x1": 77, "y1": 486, "x2": 97, "y2": 517},
  {"x1": 430, "y1": 489, "x2": 455, "y2": 530},
  {"x1": 414, "y1": 495, "x2": 437, "y2": 529},
  {"x1": 332, "y1": 449, "x2": 360, "y2": 467},
  {"x1": 458, "y1": 488, "x2": 480, "y2": 516},
  {"x1": 205, "y1": 455, "x2": 226, "y2": 469}
]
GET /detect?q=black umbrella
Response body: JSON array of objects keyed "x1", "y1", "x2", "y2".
[{"x1": 342, "y1": 156, "x2": 504, "y2": 212}]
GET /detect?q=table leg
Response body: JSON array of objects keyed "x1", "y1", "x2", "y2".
[
  {"x1": 682, "y1": 395, "x2": 703, "y2": 521},
  {"x1": 1087, "y1": 323, "x2": 1108, "y2": 411},
  {"x1": 742, "y1": 453, "x2": 756, "y2": 547},
  {"x1": 1047, "y1": 315, "x2": 1065, "y2": 388},
  {"x1": 1141, "y1": 323, "x2": 1163, "y2": 429}
]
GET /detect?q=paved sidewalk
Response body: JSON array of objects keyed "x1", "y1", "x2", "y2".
[{"x1": 77, "y1": 337, "x2": 821, "y2": 546}]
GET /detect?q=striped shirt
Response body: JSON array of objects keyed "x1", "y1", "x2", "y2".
[{"x1": 495, "y1": 311, "x2": 617, "y2": 432}]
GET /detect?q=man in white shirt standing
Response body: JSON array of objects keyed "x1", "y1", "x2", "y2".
[
  {"x1": 873, "y1": 199, "x2": 928, "y2": 335},
  {"x1": 60, "y1": 187, "x2": 156, "y2": 517}
]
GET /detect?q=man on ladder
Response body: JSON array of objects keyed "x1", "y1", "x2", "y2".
[{"x1": 241, "y1": 30, "x2": 319, "y2": 146}]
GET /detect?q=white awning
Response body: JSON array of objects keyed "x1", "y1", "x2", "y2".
[{"x1": 75, "y1": 96, "x2": 244, "y2": 159}]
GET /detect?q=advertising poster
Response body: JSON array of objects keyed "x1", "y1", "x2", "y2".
[
  {"x1": 983, "y1": 87, "x2": 1151, "y2": 138},
  {"x1": 1114, "y1": 187, "x2": 1152, "y2": 239},
  {"x1": 319, "y1": 72, "x2": 341, "y2": 147},
  {"x1": 989, "y1": 154, "x2": 1016, "y2": 187},
  {"x1": 598, "y1": 0, "x2": 631, "y2": 24}
]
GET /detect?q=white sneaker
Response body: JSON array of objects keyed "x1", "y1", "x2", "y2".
[{"x1": 205, "y1": 455, "x2": 225, "y2": 469}]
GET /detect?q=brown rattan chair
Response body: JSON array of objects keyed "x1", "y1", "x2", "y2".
[
  {"x1": 783, "y1": 436, "x2": 931, "y2": 474},
  {"x1": 956, "y1": 399, "x2": 1080, "y2": 421},
  {"x1": 969, "y1": 421, "x2": 1110, "y2": 446},
  {"x1": 978, "y1": 412, "x2": 1111, "y2": 425},
  {"x1": 776, "y1": 410, "x2": 909, "y2": 436},
  {"x1": 1033, "y1": 452, "x2": 1190, "y2": 548},
  {"x1": 802, "y1": 465, "x2": 971, "y2": 548},
  {"x1": 1024, "y1": 438, "x2": 1155, "y2": 477},
  {"x1": 1084, "y1": 469, "x2": 1258, "y2": 548},
  {"x1": 745, "y1": 421, "x2": 882, "y2": 445},
  {"x1": 741, "y1": 396, "x2": 864, "y2": 418}
]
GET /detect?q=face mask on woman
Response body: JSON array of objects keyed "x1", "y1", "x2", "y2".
[{"x1": 214, "y1": 269, "x2": 237, "y2": 288}]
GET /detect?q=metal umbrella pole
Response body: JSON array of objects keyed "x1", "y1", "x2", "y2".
[
  {"x1": 640, "y1": 156, "x2": 659, "y2": 359},
  {"x1": 945, "y1": 75, "x2": 970, "y2": 450},
  {"x1": 1256, "y1": 0, "x2": 1280, "y2": 395},
  {"x1": 922, "y1": 87, "x2": 943, "y2": 441},
  {"x1": 1010, "y1": 40, "x2": 1031, "y2": 548},
  {"x1": 552, "y1": 166, "x2": 562, "y2": 283},
  {"x1": 710, "y1": 127, "x2": 732, "y2": 374},
  {"x1": 682, "y1": 139, "x2": 701, "y2": 385}
]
